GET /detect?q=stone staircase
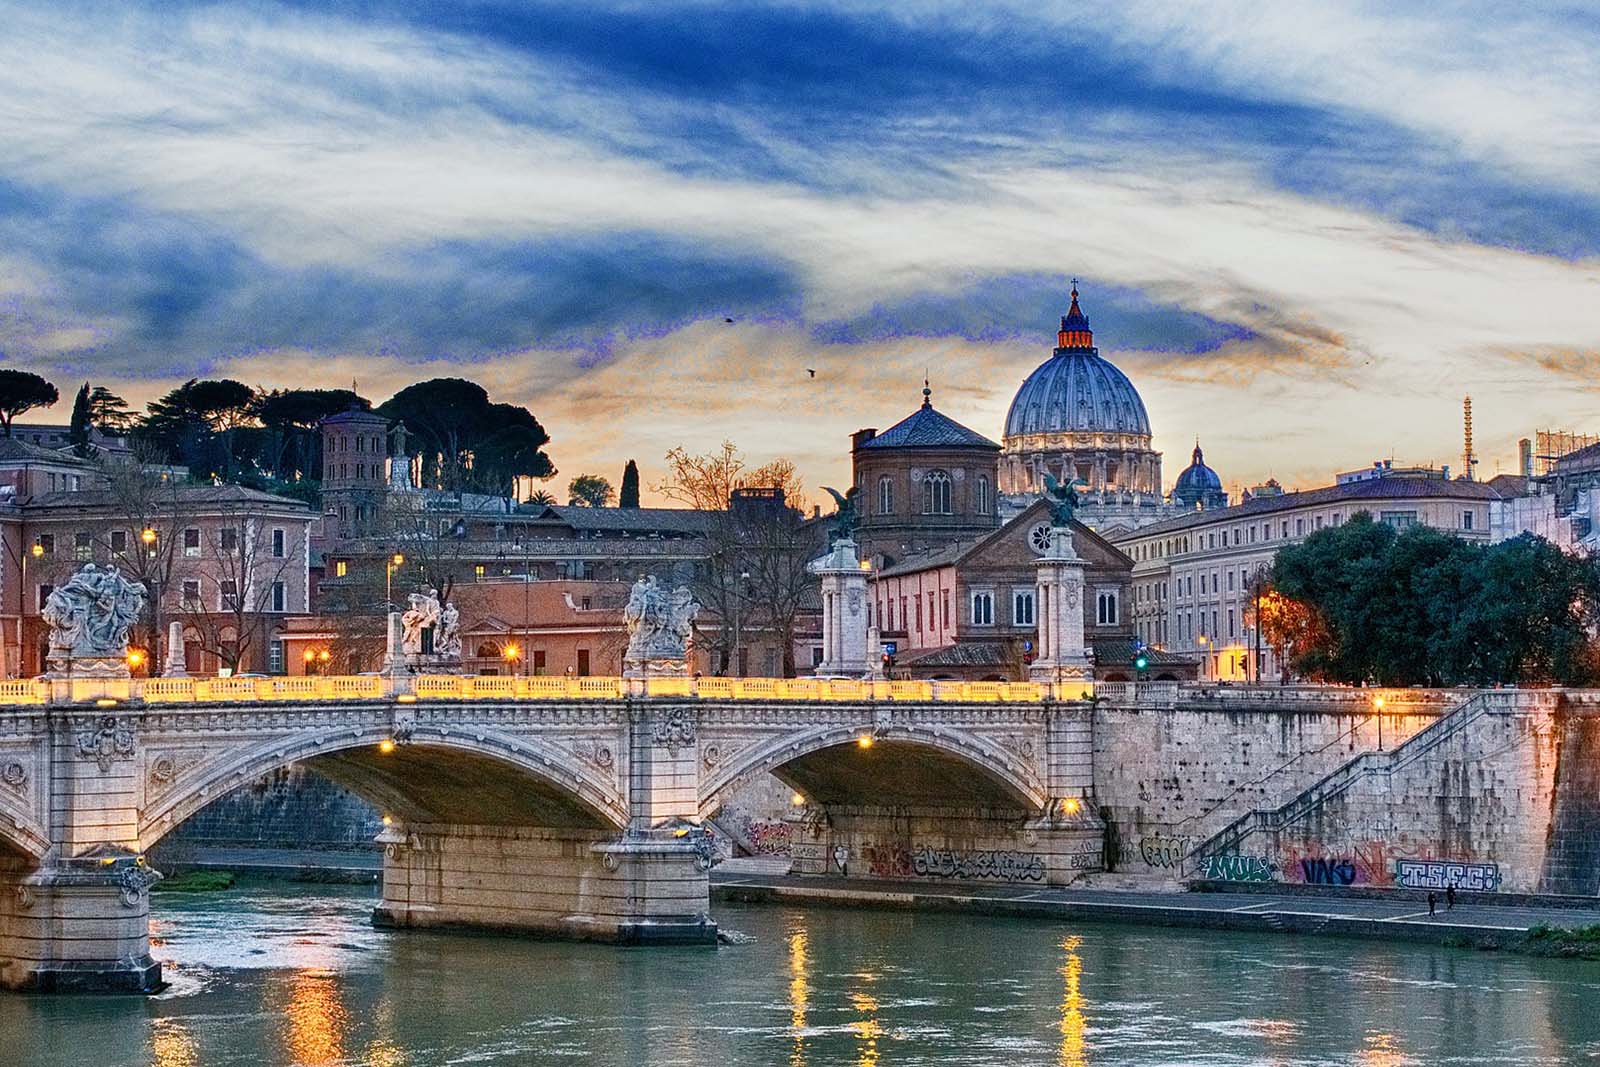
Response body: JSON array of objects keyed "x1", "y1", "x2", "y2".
[{"x1": 1180, "y1": 690, "x2": 1554, "y2": 878}]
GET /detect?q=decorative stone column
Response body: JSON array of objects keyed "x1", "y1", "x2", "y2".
[
  {"x1": 1029, "y1": 526, "x2": 1094, "y2": 686},
  {"x1": 161, "y1": 620, "x2": 187, "y2": 677},
  {"x1": 808, "y1": 537, "x2": 873, "y2": 679}
]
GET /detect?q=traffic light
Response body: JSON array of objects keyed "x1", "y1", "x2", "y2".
[
  {"x1": 881, "y1": 651, "x2": 895, "y2": 674},
  {"x1": 1134, "y1": 650, "x2": 1150, "y2": 672}
]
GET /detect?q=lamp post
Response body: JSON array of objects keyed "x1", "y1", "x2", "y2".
[
  {"x1": 303, "y1": 647, "x2": 317, "y2": 676},
  {"x1": 139, "y1": 527, "x2": 159, "y2": 672},
  {"x1": 386, "y1": 552, "x2": 405, "y2": 609},
  {"x1": 502, "y1": 641, "x2": 520, "y2": 676},
  {"x1": 18, "y1": 539, "x2": 42, "y2": 678}
]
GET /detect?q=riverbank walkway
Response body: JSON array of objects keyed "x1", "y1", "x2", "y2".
[{"x1": 709, "y1": 865, "x2": 1600, "y2": 948}]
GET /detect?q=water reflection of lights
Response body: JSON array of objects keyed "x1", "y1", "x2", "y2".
[
  {"x1": 1359, "y1": 1031, "x2": 1410, "y2": 1067},
  {"x1": 1059, "y1": 935, "x2": 1086, "y2": 1067},
  {"x1": 285, "y1": 968, "x2": 350, "y2": 1067},
  {"x1": 849, "y1": 991, "x2": 882, "y2": 1067},
  {"x1": 788, "y1": 928, "x2": 810, "y2": 1066},
  {"x1": 151, "y1": 1018, "x2": 200, "y2": 1067}
]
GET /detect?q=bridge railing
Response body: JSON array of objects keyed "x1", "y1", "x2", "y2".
[{"x1": 0, "y1": 672, "x2": 1095, "y2": 706}]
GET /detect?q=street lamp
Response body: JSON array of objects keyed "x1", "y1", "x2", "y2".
[
  {"x1": 502, "y1": 642, "x2": 521, "y2": 674},
  {"x1": 386, "y1": 552, "x2": 405, "y2": 609},
  {"x1": 303, "y1": 647, "x2": 317, "y2": 675},
  {"x1": 139, "y1": 528, "x2": 160, "y2": 673},
  {"x1": 17, "y1": 539, "x2": 43, "y2": 678}
]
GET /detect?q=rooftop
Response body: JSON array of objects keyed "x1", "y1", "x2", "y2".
[
  {"x1": 1114, "y1": 476, "x2": 1508, "y2": 541},
  {"x1": 857, "y1": 386, "x2": 1000, "y2": 452}
]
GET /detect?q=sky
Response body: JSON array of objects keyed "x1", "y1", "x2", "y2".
[{"x1": 0, "y1": 1, "x2": 1597, "y2": 503}]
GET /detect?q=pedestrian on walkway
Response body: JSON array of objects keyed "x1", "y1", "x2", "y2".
[
  {"x1": 1427, "y1": 891, "x2": 1437, "y2": 915},
  {"x1": 1446, "y1": 883, "x2": 1456, "y2": 910}
]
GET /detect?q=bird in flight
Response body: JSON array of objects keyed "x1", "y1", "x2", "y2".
[{"x1": 806, "y1": 368, "x2": 816, "y2": 378}]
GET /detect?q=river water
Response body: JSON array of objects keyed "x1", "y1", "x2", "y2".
[{"x1": 7, "y1": 883, "x2": 1600, "y2": 1066}]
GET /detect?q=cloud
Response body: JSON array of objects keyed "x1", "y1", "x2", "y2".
[{"x1": 0, "y1": 0, "x2": 1596, "y2": 490}]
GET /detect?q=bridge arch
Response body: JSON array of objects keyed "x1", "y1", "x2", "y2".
[
  {"x1": 0, "y1": 795, "x2": 49, "y2": 862},
  {"x1": 698, "y1": 723, "x2": 1048, "y2": 819},
  {"x1": 139, "y1": 723, "x2": 628, "y2": 851}
]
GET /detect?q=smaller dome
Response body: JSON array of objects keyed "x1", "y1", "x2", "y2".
[{"x1": 1173, "y1": 442, "x2": 1227, "y2": 510}]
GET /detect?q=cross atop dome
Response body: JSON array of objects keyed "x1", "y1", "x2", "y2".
[{"x1": 1056, "y1": 281, "x2": 1093, "y2": 350}]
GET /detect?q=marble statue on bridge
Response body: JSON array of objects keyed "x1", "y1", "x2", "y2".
[
  {"x1": 623, "y1": 575, "x2": 699, "y2": 676},
  {"x1": 41, "y1": 563, "x2": 146, "y2": 677},
  {"x1": 395, "y1": 587, "x2": 463, "y2": 670}
]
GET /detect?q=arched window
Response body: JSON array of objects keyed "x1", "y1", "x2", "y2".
[
  {"x1": 1096, "y1": 590, "x2": 1119, "y2": 626},
  {"x1": 878, "y1": 475, "x2": 894, "y2": 515},
  {"x1": 924, "y1": 469, "x2": 951, "y2": 515},
  {"x1": 971, "y1": 591, "x2": 994, "y2": 626},
  {"x1": 975, "y1": 475, "x2": 990, "y2": 516}
]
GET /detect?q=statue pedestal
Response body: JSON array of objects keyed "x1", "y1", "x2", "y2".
[
  {"x1": 809, "y1": 537, "x2": 873, "y2": 679},
  {"x1": 623, "y1": 657, "x2": 690, "y2": 679},
  {"x1": 1029, "y1": 526, "x2": 1094, "y2": 687},
  {"x1": 41, "y1": 655, "x2": 131, "y2": 681},
  {"x1": 161, "y1": 621, "x2": 187, "y2": 678}
]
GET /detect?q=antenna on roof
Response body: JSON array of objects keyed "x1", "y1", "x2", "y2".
[{"x1": 1462, "y1": 396, "x2": 1477, "y2": 482}]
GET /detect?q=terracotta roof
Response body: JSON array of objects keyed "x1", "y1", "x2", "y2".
[
  {"x1": 1112, "y1": 477, "x2": 1506, "y2": 541},
  {"x1": 27, "y1": 484, "x2": 311, "y2": 512}
]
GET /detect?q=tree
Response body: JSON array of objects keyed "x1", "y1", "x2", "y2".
[
  {"x1": 657, "y1": 440, "x2": 817, "y2": 676},
  {"x1": 527, "y1": 489, "x2": 557, "y2": 506},
  {"x1": 1271, "y1": 512, "x2": 1600, "y2": 686},
  {"x1": 376, "y1": 379, "x2": 554, "y2": 497},
  {"x1": 619, "y1": 460, "x2": 641, "y2": 508},
  {"x1": 68, "y1": 382, "x2": 93, "y2": 458},
  {"x1": 87, "y1": 386, "x2": 136, "y2": 435},
  {"x1": 0, "y1": 369, "x2": 59, "y2": 436},
  {"x1": 137, "y1": 378, "x2": 258, "y2": 478},
  {"x1": 251, "y1": 388, "x2": 366, "y2": 482},
  {"x1": 567, "y1": 474, "x2": 615, "y2": 508},
  {"x1": 175, "y1": 515, "x2": 303, "y2": 673},
  {"x1": 90, "y1": 443, "x2": 193, "y2": 663}
]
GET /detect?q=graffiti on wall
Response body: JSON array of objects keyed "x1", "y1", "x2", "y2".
[
  {"x1": 912, "y1": 848, "x2": 1046, "y2": 882},
  {"x1": 1137, "y1": 835, "x2": 1190, "y2": 869},
  {"x1": 1297, "y1": 857, "x2": 1358, "y2": 885},
  {"x1": 743, "y1": 818, "x2": 793, "y2": 856},
  {"x1": 862, "y1": 845, "x2": 913, "y2": 878},
  {"x1": 1277, "y1": 838, "x2": 1492, "y2": 889},
  {"x1": 1198, "y1": 855, "x2": 1275, "y2": 882},
  {"x1": 1395, "y1": 860, "x2": 1501, "y2": 892}
]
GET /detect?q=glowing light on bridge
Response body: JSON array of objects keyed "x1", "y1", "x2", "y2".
[
  {"x1": 377, "y1": 739, "x2": 396, "y2": 754},
  {"x1": 856, "y1": 734, "x2": 874, "y2": 749}
]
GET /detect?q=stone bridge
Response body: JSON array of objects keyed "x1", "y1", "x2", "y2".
[{"x1": 0, "y1": 674, "x2": 1097, "y2": 992}]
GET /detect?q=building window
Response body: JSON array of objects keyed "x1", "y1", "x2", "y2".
[
  {"x1": 268, "y1": 640, "x2": 285, "y2": 674},
  {"x1": 272, "y1": 528, "x2": 286, "y2": 557},
  {"x1": 1096, "y1": 590, "x2": 1118, "y2": 626},
  {"x1": 975, "y1": 475, "x2": 990, "y2": 516},
  {"x1": 577, "y1": 649, "x2": 590, "y2": 676},
  {"x1": 334, "y1": 560, "x2": 349, "y2": 578},
  {"x1": 110, "y1": 530, "x2": 127, "y2": 553},
  {"x1": 533, "y1": 650, "x2": 546, "y2": 673},
  {"x1": 271, "y1": 581, "x2": 286, "y2": 612},
  {"x1": 1013, "y1": 590, "x2": 1035, "y2": 627},
  {"x1": 971, "y1": 591, "x2": 994, "y2": 626},
  {"x1": 182, "y1": 579, "x2": 201, "y2": 605},
  {"x1": 220, "y1": 527, "x2": 239, "y2": 553},
  {"x1": 923, "y1": 469, "x2": 951, "y2": 514},
  {"x1": 37, "y1": 584, "x2": 53, "y2": 610},
  {"x1": 1228, "y1": 608, "x2": 1236, "y2": 638},
  {"x1": 220, "y1": 580, "x2": 239, "y2": 609},
  {"x1": 1295, "y1": 518, "x2": 1305, "y2": 537},
  {"x1": 942, "y1": 591, "x2": 950, "y2": 628},
  {"x1": 183, "y1": 528, "x2": 201, "y2": 557},
  {"x1": 74, "y1": 531, "x2": 93, "y2": 560},
  {"x1": 878, "y1": 476, "x2": 894, "y2": 515},
  {"x1": 1379, "y1": 510, "x2": 1417, "y2": 530},
  {"x1": 37, "y1": 534, "x2": 54, "y2": 557},
  {"x1": 1462, "y1": 510, "x2": 1474, "y2": 530}
]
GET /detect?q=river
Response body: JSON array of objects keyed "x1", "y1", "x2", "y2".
[{"x1": 6, "y1": 882, "x2": 1600, "y2": 1065}]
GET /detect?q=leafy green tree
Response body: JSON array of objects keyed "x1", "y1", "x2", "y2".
[
  {"x1": 252, "y1": 388, "x2": 366, "y2": 482},
  {"x1": 136, "y1": 378, "x2": 258, "y2": 478},
  {"x1": 0, "y1": 369, "x2": 59, "y2": 436},
  {"x1": 1271, "y1": 512, "x2": 1600, "y2": 686},
  {"x1": 376, "y1": 379, "x2": 553, "y2": 496},
  {"x1": 87, "y1": 386, "x2": 136, "y2": 435},
  {"x1": 567, "y1": 474, "x2": 614, "y2": 508},
  {"x1": 68, "y1": 382, "x2": 94, "y2": 457},
  {"x1": 619, "y1": 459, "x2": 641, "y2": 508},
  {"x1": 527, "y1": 488, "x2": 557, "y2": 506}
]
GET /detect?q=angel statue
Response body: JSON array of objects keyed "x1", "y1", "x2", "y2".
[
  {"x1": 42, "y1": 563, "x2": 146, "y2": 665},
  {"x1": 821, "y1": 485, "x2": 860, "y2": 545},
  {"x1": 1041, "y1": 472, "x2": 1088, "y2": 528}
]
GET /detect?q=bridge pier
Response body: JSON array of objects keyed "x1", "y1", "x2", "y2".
[
  {"x1": 373, "y1": 823, "x2": 714, "y2": 944},
  {"x1": 0, "y1": 850, "x2": 162, "y2": 993}
]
